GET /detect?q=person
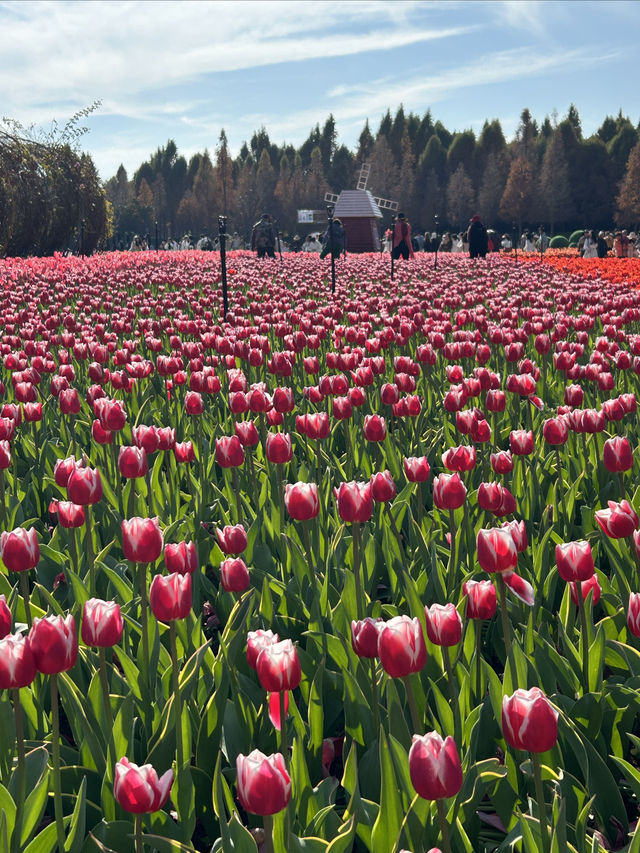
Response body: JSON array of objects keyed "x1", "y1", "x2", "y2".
[
  {"x1": 451, "y1": 233, "x2": 464, "y2": 253},
  {"x1": 230, "y1": 231, "x2": 244, "y2": 250},
  {"x1": 290, "y1": 234, "x2": 302, "y2": 253},
  {"x1": 129, "y1": 235, "x2": 143, "y2": 252},
  {"x1": 522, "y1": 231, "x2": 535, "y2": 252},
  {"x1": 180, "y1": 234, "x2": 192, "y2": 251},
  {"x1": 251, "y1": 213, "x2": 277, "y2": 259},
  {"x1": 382, "y1": 228, "x2": 393, "y2": 252},
  {"x1": 501, "y1": 233, "x2": 512, "y2": 251},
  {"x1": 302, "y1": 235, "x2": 314, "y2": 252},
  {"x1": 391, "y1": 213, "x2": 413, "y2": 260},
  {"x1": 308, "y1": 234, "x2": 322, "y2": 252},
  {"x1": 439, "y1": 232, "x2": 452, "y2": 252},
  {"x1": 596, "y1": 231, "x2": 608, "y2": 258},
  {"x1": 467, "y1": 214, "x2": 488, "y2": 259},
  {"x1": 537, "y1": 226, "x2": 549, "y2": 253},
  {"x1": 320, "y1": 218, "x2": 346, "y2": 259},
  {"x1": 630, "y1": 232, "x2": 640, "y2": 258},
  {"x1": 583, "y1": 229, "x2": 598, "y2": 259},
  {"x1": 414, "y1": 231, "x2": 425, "y2": 252},
  {"x1": 197, "y1": 234, "x2": 213, "y2": 251}
]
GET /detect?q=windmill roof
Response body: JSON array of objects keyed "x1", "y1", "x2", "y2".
[{"x1": 334, "y1": 190, "x2": 383, "y2": 219}]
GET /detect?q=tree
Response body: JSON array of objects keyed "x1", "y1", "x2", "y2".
[
  {"x1": 447, "y1": 131, "x2": 477, "y2": 187},
  {"x1": 515, "y1": 109, "x2": 538, "y2": 161},
  {"x1": 539, "y1": 130, "x2": 573, "y2": 233},
  {"x1": 446, "y1": 164, "x2": 475, "y2": 230},
  {"x1": 369, "y1": 135, "x2": 400, "y2": 202},
  {"x1": 319, "y1": 115, "x2": 337, "y2": 171},
  {"x1": 397, "y1": 129, "x2": 415, "y2": 219},
  {"x1": 255, "y1": 148, "x2": 277, "y2": 216},
  {"x1": 301, "y1": 146, "x2": 328, "y2": 208},
  {"x1": 356, "y1": 121, "x2": 374, "y2": 163},
  {"x1": 477, "y1": 156, "x2": 508, "y2": 226},
  {"x1": 234, "y1": 156, "x2": 256, "y2": 239},
  {"x1": 597, "y1": 115, "x2": 618, "y2": 144},
  {"x1": 566, "y1": 104, "x2": 582, "y2": 139},
  {"x1": 216, "y1": 129, "x2": 234, "y2": 215},
  {"x1": 499, "y1": 157, "x2": 535, "y2": 231},
  {"x1": 608, "y1": 121, "x2": 639, "y2": 183},
  {"x1": 616, "y1": 139, "x2": 640, "y2": 226},
  {"x1": 328, "y1": 145, "x2": 354, "y2": 193}
]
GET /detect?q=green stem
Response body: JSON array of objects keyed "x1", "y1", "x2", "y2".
[
  {"x1": 0, "y1": 468, "x2": 5, "y2": 529},
  {"x1": 532, "y1": 752, "x2": 550, "y2": 853},
  {"x1": 554, "y1": 447, "x2": 568, "y2": 533},
  {"x1": 576, "y1": 582, "x2": 590, "y2": 694},
  {"x1": 352, "y1": 522, "x2": 364, "y2": 620},
  {"x1": 11, "y1": 689, "x2": 26, "y2": 853},
  {"x1": 416, "y1": 482, "x2": 424, "y2": 530},
  {"x1": 301, "y1": 522, "x2": 323, "y2": 637},
  {"x1": 448, "y1": 509, "x2": 457, "y2": 594},
  {"x1": 232, "y1": 466, "x2": 243, "y2": 526},
  {"x1": 275, "y1": 464, "x2": 283, "y2": 537},
  {"x1": 135, "y1": 813, "x2": 143, "y2": 853},
  {"x1": 436, "y1": 798, "x2": 453, "y2": 853},
  {"x1": 441, "y1": 646, "x2": 462, "y2": 747},
  {"x1": 343, "y1": 420, "x2": 353, "y2": 481},
  {"x1": 263, "y1": 813, "x2": 274, "y2": 853},
  {"x1": 475, "y1": 621, "x2": 483, "y2": 704},
  {"x1": 140, "y1": 562, "x2": 149, "y2": 684},
  {"x1": 497, "y1": 574, "x2": 512, "y2": 662},
  {"x1": 85, "y1": 505, "x2": 95, "y2": 596},
  {"x1": 169, "y1": 622, "x2": 184, "y2": 772},
  {"x1": 19, "y1": 571, "x2": 32, "y2": 629},
  {"x1": 50, "y1": 674, "x2": 66, "y2": 853},
  {"x1": 98, "y1": 647, "x2": 114, "y2": 734},
  {"x1": 403, "y1": 675, "x2": 421, "y2": 734},
  {"x1": 619, "y1": 471, "x2": 626, "y2": 501},
  {"x1": 370, "y1": 658, "x2": 380, "y2": 733}
]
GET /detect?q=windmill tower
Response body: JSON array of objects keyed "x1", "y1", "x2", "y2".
[{"x1": 324, "y1": 164, "x2": 398, "y2": 253}]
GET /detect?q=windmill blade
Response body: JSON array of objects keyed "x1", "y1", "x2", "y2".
[
  {"x1": 324, "y1": 192, "x2": 340, "y2": 204},
  {"x1": 356, "y1": 163, "x2": 371, "y2": 191},
  {"x1": 373, "y1": 197, "x2": 399, "y2": 212}
]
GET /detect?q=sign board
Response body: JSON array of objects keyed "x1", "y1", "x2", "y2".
[{"x1": 297, "y1": 210, "x2": 315, "y2": 223}]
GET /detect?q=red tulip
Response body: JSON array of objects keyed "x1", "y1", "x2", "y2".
[
  {"x1": 185, "y1": 391, "x2": 203, "y2": 415},
  {"x1": 628, "y1": 593, "x2": 640, "y2": 637},
  {"x1": 403, "y1": 456, "x2": 431, "y2": 482},
  {"x1": 509, "y1": 430, "x2": 534, "y2": 456},
  {"x1": 351, "y1": 617, "x2": 383, "y2": 658},
  {"x1": 92, "y1": 419, "x2": 113, "y2": 444},
  {"x1": 363, "y1": 414, "x2": 386, "y2": 443},
  {"x1": 164, "y1": 541, "x2": 198, "y2": 575},
  {"x1": 266, "y1": 432, "x2": 293, "y2": 464},
  {"x1": 555, "y1": 540, "x2": 594, "y2": 582},
  {"x1": 543, "y1": 417, "x2": 568, "y2": 445},
  {"x1": 23, "y1": 402, "x2": 42, "y2": 422},
  {"x1": 157, "y1": 427, "x2": 176, "y2": 450},
  {"x1": 370, "y1": 470, "x2": 396, "y2": 503},
  {"x1": 235, "y1": 420, "x2": 260, "y2": 447},
  {"x1": 67, "y1": 466, "x2": 103, "y2": 505},
  {"x1": 0, "y1": 527, "x2": 39, "y2": 573},
  {"x1": 174, "y1": 441, "x2": 194, "y2": 463},
  {"x1": 215, "y1": 524, "x2": 247, "y2": 555},
  {"x1": 220, "y1": 557, "x2": 250, "y2": 592},
  {"x1": 247, "y1": 629, "x2": 279, "y2": 669},
  {"x1": 332, "y1": 396, "x2": 353, "y2": 420},
  {"x1": 433, "y1": 472, "x2": 467, "y2": 510},
  {"x1": 268, "y1": 690, "x2": 290, "y2": 730},
  {"x1": 476, "y1": 527, "x2": 518, "y2": 574},
  {"x1": 256, "y1": 638, "x2": 302, "y2": 692},
  {"x1": 424, "y1": 603, "x2": 463, "y2": 647},
  {"x1": 236, "y1": 750, "x2": 291, "y2": 816},
  {"x1": 30, "y1": 614, "x2": 78, "y2": 674},
  {"x1": 284, "y1": 482, "x2": 319, "y2": 521},
  {"x1": 595, "y1": 500, "x2": 639, "y2": 539},
  {"x1": 564, "y1": 384, "x2": 584, "y2": 406},
  {"x1": 59, "y1": 388, "x2": 81, "y2": 415},
  {"x1": 569, "y1": 575, "x2": 601, "y2": 607},
  {"x1": 215, "y1": 435, "x2": 245, "y2": 468},
  {"x1": 121, "y1": 517, "x2": 164, "y2": 563},
  {"x1": 378, "y1": 615, "x2": 427, "y2": 678},
  {"x1": 132, "y1": 425, "x2": 160, "y2": 454},
  {"x1": 442, "y1": 445, "x2": 476, "y2": 473},
  {"x1": 0, "y1": 632, "x2": 36, "y2": 688},
  {"x1": 56, "y1": 501, "x2": 85, "y2": 529},
  {"x1": 54, "y1": 455, "x2": 81, "y2": 488},
  {"x1": 603, "y1": 436, "x2": 633, "y2": 473},
  {"x1": 502, "y1": 688, "x2": 558, "y2": 753},
  {"x1": 486, "y1": 389, "x2": 506, "y2": 412},
  {"x1": 490, "y1": 450, "x2": 513, "y2": 475},
  {"x1": 305, "y1": 412, "x2": 330, "y2": 440},
  {"x1": 463, "y1": 579, "x2": 497, "y2": 620},
  {"x1": 113, "y1": 757, "x2": 173, "y2": 814},
  {"x1": 81, "y1": 598, "x2": 124, "y2": 647},
  {"x1": 409, "y1": 732, "x2": 463, "y2": 800},
  {"x1": 118, "y1": 445, "x2": 148, "y2": 479},
  {"x1": 149, "y1": 572, "x2": 192, "y2": 621},
  {"x1": 0, "y1": 440, "x2": 10, "y2": 470},
  {"x1": 335, "y1": 481, "x2": 372, "y2": 523},
  {"x1": 501, "y1": 519, "x2": 528, "y2": 553}
]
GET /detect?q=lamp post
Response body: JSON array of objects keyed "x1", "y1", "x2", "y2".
[
  {"x1": 326, "y1": 203, "x2": 336, "y2": 294},
  {"x1": 512, "y1": 222, "x2": 518, "y2": 266},
  {"x1": 219, "y1": 215, "x2": 229, "y2": 320},
  {"x1": 434, "y1": 213, "x2": 440, "y2": 271},
  {"x1": 390, "y1": 214, "x2": 395, "y2": 281}
]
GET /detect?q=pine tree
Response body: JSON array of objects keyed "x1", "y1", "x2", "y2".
[
  {"x1": 477, "y1": 156, "x2": 508, "y2": 226},
  {"x1": 302, "y1": 146, "x2": 328, "y2": 208},
  {"x1": 446, "y1": 164, "x2": 475, "y2": 230},
  {"x1": 499, "y1": 157, "x2": 535, "y2": 231},
  {"x1": 356, "y1": 121, "x2": 374, "y2": 163},
  {"x1": 369, "y1": 135, "x2": 400, "y2": 202},
  {"x1": 216, "y1": 129, "x2": 234, "y2": 216},
  {"x1": 616, "y1": 139, "x2": 640, "y2": 226},
  {"x1": 255, "y1": 148, "x2": 276, "y2": 216},
  {"x1": 539, "y1": 130, "x2": 573, "y2": 233}
]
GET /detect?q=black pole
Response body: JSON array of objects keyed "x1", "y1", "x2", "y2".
[
  {"x1": 434, "y1": 214, "x2": 440, "y2": 271},
  {"x1": 274, "y1": 219, "x2": 283, "y2": 261},
  {"x1": 390, "y1": 215, "x2": 395, "y2": 281},
  {"x1": 155, "y1": 221, "x2": 159, "y2": 252},
  {"x1": 219, "y1": 215, "x2": 228, "y2": 320},
  {"x1": 326, "y1": 204, "x2": 336, "y2": 294},
  {"x1": 512, "y1": 222, "x2": 518, "y2": 266}
]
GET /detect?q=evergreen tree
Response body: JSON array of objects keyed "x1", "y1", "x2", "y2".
[
  {"x1": 597, "y1": 115, "x2": 618, "y2": 144},
  {"x1": 477, "y1": 156, "x2": 508, "y2": 226},
  {"x1": 608, "y1": 121, "x2": 639, "y2": 183},
  {"x1": 566, "y1": 104, "x2": 582, "y2": 139},
  {"x1": 377, "y1": 110, "x2": 392, "y2": 140},
  {"x1": 539, "y1": 129, "x2": 573, "y2": 233},
  {"x1": 302, "y1": 146, "x2": 329, "y2": 208},
  {"x1": 319, "y1": 115, "x2": 337, "y2": 171},
  {"x1": 328, "y1": 145, "x2": 354, "y2": 193},
  {"x1": 235, "y1": 156, "x2": 257, "y2": 239},
  {"x1": 389, "y1": 105, "x2": 406, "y2": 164},
  {"x1": 369, "y1": 135, "x2": 400, "y2": 202},
  {"x1": 499, "y1": 157, "x2": 535, "y2": 231},
  {"x1": 447, "y1": 130, "x2": 477, "y2": 186},
  {"x1": 256, "y1": 148, "x2": 277, "y2": 216},
  {"x1": 446, "y1": 164, "x2": 475, "y2": 230},
  {"x1": 615, "y1": 139, "x2": 640, "y2": 226},
  {"x1": 356, "y1": 121, "x2": 374, "y2": 163},
  {"x1": 216, "y1": 129, "x2": 234, "y2": 215}
]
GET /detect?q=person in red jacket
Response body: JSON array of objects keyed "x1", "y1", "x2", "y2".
[{"x1": 392, "y1": 213, "x2": 413, "y2": 260}]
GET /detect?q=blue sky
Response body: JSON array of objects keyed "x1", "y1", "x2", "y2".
[{"x1": 1, "y1": 0, "x2": 638, "y2": 179}]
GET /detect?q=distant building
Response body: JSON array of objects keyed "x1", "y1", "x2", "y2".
[{"x1": 333, "y1": 190, "x2": 383, "y2": 253}]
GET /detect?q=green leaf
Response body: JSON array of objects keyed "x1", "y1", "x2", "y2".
[
  {"x1": 325, "y1": 816, "x2": 356, "y2": 853},
  {"x1": 66, "y1": 775, "x2": 87, "y2": 853},
  {"x1": 370, "y1": 729, "x2": 403, "y2": 853},
  {"x1": 23, "y1": 823, "x2": 58, "y2": 853},
  {"x1": 0, "y1": 785, "x2": 15, "y2": 845},
  {"x1": 139, "y1": 836, "x2": 196, "y2": 853}
]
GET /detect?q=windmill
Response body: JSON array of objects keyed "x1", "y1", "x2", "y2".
[{"x1": 324, "y1": 164, "x2": 398, "y2": 252}]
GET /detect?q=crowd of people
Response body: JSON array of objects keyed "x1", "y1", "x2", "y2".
[{"x1": 125, "y1": 214, "x2": 640, "y2": 260}]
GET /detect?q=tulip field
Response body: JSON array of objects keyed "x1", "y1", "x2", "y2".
[{"x1": 3, "y1": 250, "x2": 640, "y2": 853}]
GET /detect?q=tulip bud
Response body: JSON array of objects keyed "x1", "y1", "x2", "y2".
[
  {"x1": 433, "y1": 473, "x2": 467, "y2": 510},
  {"x1": 424, "y1": 603, "x2": 463, "y2": 647},
  {"x1": 56, "y1": 501, "x2": 86, "y2": 529},
  {"x1": 164, "y1": 541, "x2": 198, "y2": 575},
  {"x1": 502, "y1": 688, "x2": 558, "y2": 753},
  {"x1": 265, "y1": 432, "x2": 293, "y2": 464},
  {"x1": 603, "y1": 436, "x2": 633, "y2": 473},
  {"x1": 0, "y1": 527, "x2": 39, "y2": 572},
  {"x1": 82, "y1": 598, "x2": 124, "y2": 647},
  {"x1": 409, "y1": 732, "x2": 463, "y2": 800},
  {"x1": 215, "y1": 524, "x2": 247, "y2": 555},
  {"x1": 118, "y1": 445, "x2": 148, "y2": 479},
  {"x1": 236, "y1": 750, "x2": 291, "y2": 816},
  {"x1": 370, "y1": 470, "x2": 396, "y2": 503},
  {"x1": 114, "y1": 758, "x2": 173, "y2": 814},
  {"x1": 509, "y1": 430, "x2": 534, "y2": 456},
  {"x1": 215, "y1": 435, "x2": 245, "y2": 468},
  {"x1": 284, "y1": 482, "x2": 319, "y2": 521},
  {"x1": 30, "y1": 614, "x2": 78, "y2": 674},
  {"x1": 174, "y1": 440, "x2": 194, "y2": 463},
  {"x1": 0, "y1": 632, "x2": 36, "y2": 688},
  {"x1": 67, "y1": 466, "x2": 103, "y2": 505},
  {"x1": 247, "y1": 629, "x2": 279, "y2": 670},
  {"x1": 149, "y1": 572, "x2": 192, "y2": 621},
  {"x1": 121, "y1": 517, "x2": 164, "y2": 563},
  {"x1": 628, "y1": 593, "x2": 640, "y2": 637},
  {"x1": 595, "y1": 499, "x2": 639, "y2": 539},
  {"x1": 555, "y1": 540, "x2": 594, "y2": 582},
  {"x1": 0, "y1": 594, "x2": 10, "y2": 639},
  {"x1": 476, "y1": 527, "x2": 518, "y2": 574},
  {"x1": 335, "y1": 481, "x2": 372, "y2": 523},
  {"x1": 256, "y1": 638, "x2": 302, "y2": 692},
  {"x1": 442, "y1": 445, "x2": 476, "y2": 473},
  {"x1": 351, "y1": 617, "x2": 383, "y2": 658},
  {"x1": 569, "y1": 575, "x2": 601, "y2": 607},
  {"x1": 220, "y1": 557, "x2": 250, "y2": 592},
  {"x1": 463, "y1": 579, "x2": 497, "y2": 620},
  {"x1": 403, "y1": 456, "x2": 431, "y2": 482},
  {"x1": 378, "y1": 615, "x2": 427, "y2": 678}
]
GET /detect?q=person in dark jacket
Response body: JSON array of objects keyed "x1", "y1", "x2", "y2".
[
  {"x1": 467, "y1": 214, "x2": 488, "y2": 259},
  {"x1": 391, "y1": 213, "x2": 413, "y2": 260},
  {"x1": 597, "y1": 231, "x2": 608, "y2": 258},
  {"x1": 320, "y1": 218, "x2": 346, "y2": 259},
  {"x1": 251, "y1": 214, "x2": 277, "y2": 259}
]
